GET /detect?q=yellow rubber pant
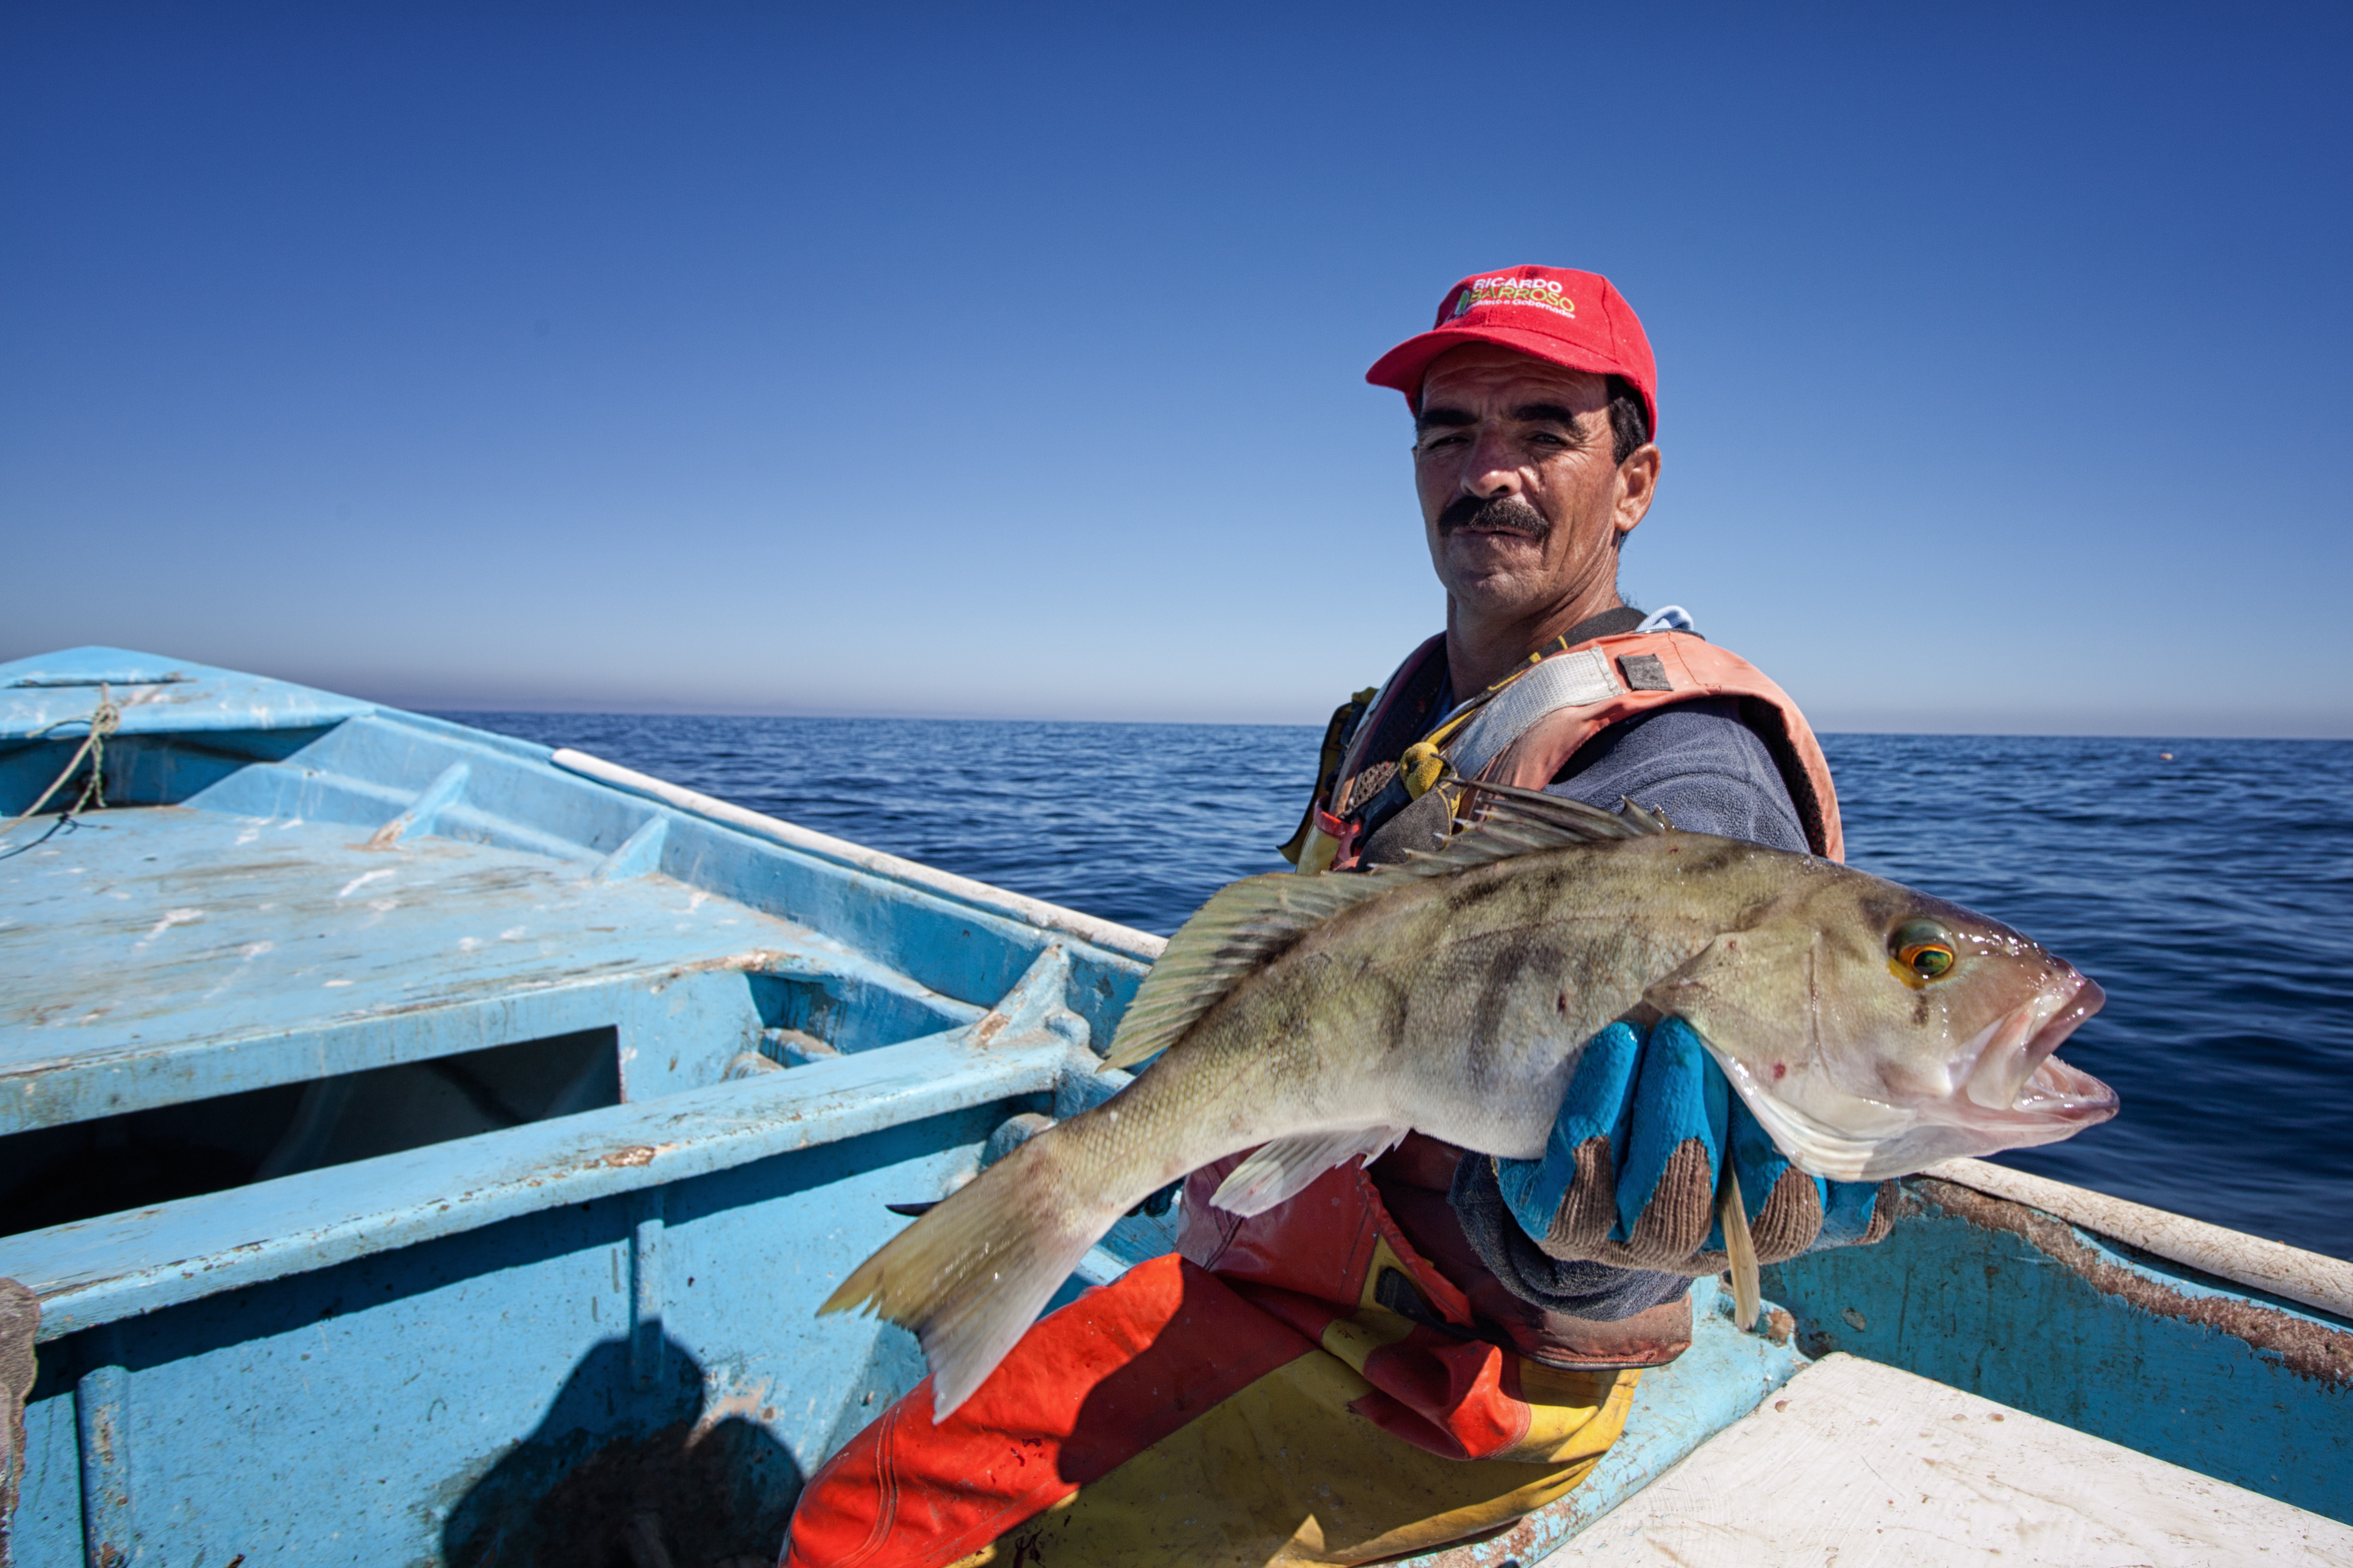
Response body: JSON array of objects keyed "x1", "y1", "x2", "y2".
[{"x1": 945, "y1": 1350, "x2": 1637, "y2": 1568}]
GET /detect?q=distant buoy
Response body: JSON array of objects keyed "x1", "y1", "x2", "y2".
[{"x1": 2159, "y1": 752, "x2": 2174, "y2": 761}]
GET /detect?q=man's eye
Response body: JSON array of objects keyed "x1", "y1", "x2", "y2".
[{"x1": 1418, "y1": 433, "x2": 1467, "y2": 452}]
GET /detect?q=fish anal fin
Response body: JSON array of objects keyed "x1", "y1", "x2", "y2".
[{"x1": 1209, "y1": 1125, "x2": 1407, "y2": 1217}]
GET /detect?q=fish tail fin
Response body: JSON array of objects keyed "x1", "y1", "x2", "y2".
[
  {"x1": 819, "y1": 1128, "x2": 1114, "y2": 1420},
  {"x1": 1718, "y1": 1158, "x2": 1761, "y2": 1330}
]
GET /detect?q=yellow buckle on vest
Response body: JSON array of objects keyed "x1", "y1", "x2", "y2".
[{"x1": 1398, "y1": 741, "x2": 1446, "y2": 800}]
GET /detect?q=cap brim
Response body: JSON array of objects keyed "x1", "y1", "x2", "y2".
[{"x1": 1365, "y1": 323, "x2": 1651, "y2": 430}]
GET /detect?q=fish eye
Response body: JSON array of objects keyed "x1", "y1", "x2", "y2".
[{"x1": 1891, "y1": 920, "x2": 1958, "y2": 983}]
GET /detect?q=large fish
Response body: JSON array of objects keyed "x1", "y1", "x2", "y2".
[{"x1": 823, "y1": 783, "x2": 2115, "y2": 1415}]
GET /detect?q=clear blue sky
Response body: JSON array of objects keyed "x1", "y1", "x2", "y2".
[{"x1": 5, "y1": 5, "x2": 2346, "y2": 734}]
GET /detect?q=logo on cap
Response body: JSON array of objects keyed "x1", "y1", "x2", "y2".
[{"x1": 1449, "y1": 275, "x2": 1576, "y2": 323}]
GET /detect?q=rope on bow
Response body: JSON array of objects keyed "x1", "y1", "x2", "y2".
[{"x1": 1, "y1": 684, "x2": 124, "y2": 848}]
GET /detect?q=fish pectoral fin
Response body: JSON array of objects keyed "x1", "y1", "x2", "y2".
[
  {"x1": 1717, "y1": 1157, "x2": 1761, "y2": 1331},
  {"x1": 1209, "y1": 1125, "x2": 1409, "y2": 1217}
]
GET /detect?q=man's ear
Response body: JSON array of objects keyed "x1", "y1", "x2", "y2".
[{"x1": 1614, "y1": 444, "x2": 1661, "y2": 537}]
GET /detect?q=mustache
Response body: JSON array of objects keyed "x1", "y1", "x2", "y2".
[{"x1": 1437, "y1": 495, "x2": 1552, "y2": 541}]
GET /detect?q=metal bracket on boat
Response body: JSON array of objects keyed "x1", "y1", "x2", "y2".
[
  {"x1": 364, "y1": 760, "x2": 470, "y2": 849},
  {"x1": 964, "y1": 944, "x2": 1092, "y2": 1058},
  {"x1": 954, "y1": 949, "x2": 1178, "y2": 1229},
  {"x1": 956, "y1": 943, "x2": 1125, "y2": 1192}
]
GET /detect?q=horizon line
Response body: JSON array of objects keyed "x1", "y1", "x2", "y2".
[{"x1": 416, "y1": 705, "x2": 2353, "y2": 745}]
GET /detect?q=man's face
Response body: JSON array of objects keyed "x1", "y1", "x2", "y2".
[{"x1": 1413, "y1": 343, "x2": 1658, "y2": 630}]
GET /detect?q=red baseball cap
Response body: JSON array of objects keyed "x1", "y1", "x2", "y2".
[{"x1": 1365, "y1": 265, "x2": 1658, "y2": 437}]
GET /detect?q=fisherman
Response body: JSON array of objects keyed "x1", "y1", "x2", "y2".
[{"x1": 784, "y1": 266, "x2": 1896, "y2": 1568}]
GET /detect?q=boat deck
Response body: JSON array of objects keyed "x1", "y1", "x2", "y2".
[
  {"x1": 1562, "y1": 1352, "x2": 2353, "y2": 1565},
  {"x1": 0, "y1": 800, "x2": 960, "y2": 1130}
]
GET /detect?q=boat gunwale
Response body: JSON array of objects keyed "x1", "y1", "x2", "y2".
[
  {"x1": 550, "y1": 746, "x2": 1170, "y2": 967},
  {"x1": 1924, "y1": 1157, "x2": 2353, "y2": 1322}
]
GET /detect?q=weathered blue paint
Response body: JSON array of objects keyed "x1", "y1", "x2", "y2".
[
  {"x1": 1, "y1": 646, "x2": 375, "y2": 738},
  {"x1": 3, "y1": 645, "x2": 2344, "y2": 1564},
  {"x1": 631, "y1": 1186, "x2": 668, "y2": 1393},
  {"x1": 10, "y1": 992, "x2": 1089, "y2": 1341},
  {"x1": 72, "y1": 1327, "x2": 130, "y2": 1567},
  {"x1": 18, "y1": 1119, "x2": 978, "y2": 1562},
  {"x1": 1, "y1": 647, "x2": 1151, "y2": 1563},
  {"x1": 1762, "y1": 1175, "x2": 2353, "y2": 1525}
]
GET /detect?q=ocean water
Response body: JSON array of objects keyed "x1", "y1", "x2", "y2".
[{"x1": 461, "y1": 713, "x2": 2353, "y2": 1261}]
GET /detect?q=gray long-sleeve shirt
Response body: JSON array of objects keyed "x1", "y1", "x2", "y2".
[
  {"x1": 1352, "y1": 627, "x2": 1813, "y2": 1321},
  {"x1": 1547, "y1": 696, "x2": 1808, "y2": 853}
]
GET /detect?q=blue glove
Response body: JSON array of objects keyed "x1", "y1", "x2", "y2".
[{"x1": 1493, "y1": 1017, "x2": 1894, "y2": 1274}]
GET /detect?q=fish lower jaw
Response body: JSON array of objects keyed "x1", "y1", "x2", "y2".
[
  {"x1": 1721, "y1": 1060, "x2": 2114, "y2": 1185},
  {"x1": 2006, "y1": 1053, "x2": 2119, "y2": 1122},
  {"x1": 1960, "y1": 973, "x2": 2103, "y2": 1112}
]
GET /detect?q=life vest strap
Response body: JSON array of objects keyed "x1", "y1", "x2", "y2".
[
  {"x1": 1306, "y1": 625, "x2": 1844, "y2": 867},
  {"x1": 1447, "y1": 646, "x2": 1624, "y2": 780}
]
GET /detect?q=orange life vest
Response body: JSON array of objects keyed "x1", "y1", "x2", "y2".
[
  {"x1": 1247, "y1": 621, "x2": 1846, "y2": 1372},
  {"x1": 1289, "y1": 626, "x2": 1843, "y2": 872}
]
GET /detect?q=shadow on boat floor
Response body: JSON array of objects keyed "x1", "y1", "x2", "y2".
[{"x1": 441, "y1": 1334, "x2": 804, "y2": 1568}]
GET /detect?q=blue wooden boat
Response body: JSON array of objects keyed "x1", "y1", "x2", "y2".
[{"x1": 2, "y1": 646, "x2": 2347, "y2": 1566}]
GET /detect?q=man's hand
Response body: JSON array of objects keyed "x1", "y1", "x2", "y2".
[{"x1": 1494, "y1": 1017, "x2": 1896, "y2": 1274}]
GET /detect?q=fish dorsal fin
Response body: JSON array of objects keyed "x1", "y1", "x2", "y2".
[
  {"x1": 1099, "y1": 870, "x2": 1394, "y2": 1070},
  {"x1": 1392, "y1": 779, "x2": 1659, "y2": 879},
  {"x1": 1098, "y1": 780, "x2": 1660, "y2": 1073}
]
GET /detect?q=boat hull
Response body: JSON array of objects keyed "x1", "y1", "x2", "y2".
[{"x1": 4, "y1": 646, "x2": 2347, "y2": 1564}]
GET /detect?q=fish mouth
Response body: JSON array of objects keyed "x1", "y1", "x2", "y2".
[
  {"x1": 1961, "y1": 973, "x2": 2116, "y2": 1124},
  {"x1": 2009, "y1": 1050, "x2": 2119, "y2": 1125}
]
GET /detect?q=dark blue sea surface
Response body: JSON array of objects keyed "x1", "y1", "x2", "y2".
[{"x1": 460, "y1": 714, "x2": 2353, "y2": 1260}]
